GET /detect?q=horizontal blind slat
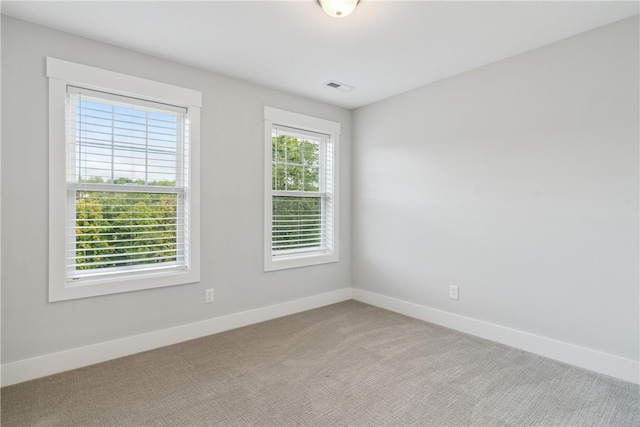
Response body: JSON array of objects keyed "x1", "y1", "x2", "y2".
[
  {"x1": 73, "y1": 216, "x2": 181, "y2": 223},
  {"x1": 70, "y1": 254, "x2": 182, "y2": 269},
  {"x1": 72, "y1": 248, "x2": 178, "y2": 261},
  {"x1": 68, "y1": 229, "x2": 184, "y2": 238},
  {"x1": 67, "y1": 241, "x2": 177, "y2": 253}
]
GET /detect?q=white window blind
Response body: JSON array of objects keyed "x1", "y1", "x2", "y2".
[
  {"x1": 66, "y1": 86, "x2": 190, "y2": 281},
  {"x1": 271, "y1": 125, "x2": 334, "y2": 257}
]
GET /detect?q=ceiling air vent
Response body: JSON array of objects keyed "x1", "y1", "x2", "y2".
[{"x1": 324, "y1": 80, "x2": 356, "y2": 93}]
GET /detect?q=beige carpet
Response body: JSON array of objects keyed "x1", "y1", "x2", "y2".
[{"x1": 2, "y1": 300, "x2": 638, "y2": 426}]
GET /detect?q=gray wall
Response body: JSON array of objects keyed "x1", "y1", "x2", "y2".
[
  {"x1": 1, "y1": 16, "x2": 351, "y2": 363},
  {"x1": 352, "y1": 17, "x2": 639, "y2": 361},
  {"x1": 2, "y1": 13, "x2": 638, "y2": 369}
]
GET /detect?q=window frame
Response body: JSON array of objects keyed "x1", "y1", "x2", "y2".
[
  {"x1": 47, "y1": 57, "x2": 202, "y2": 302},
  {"x1": 264, "y1": 107, "x2": 340, "y2": 272}
]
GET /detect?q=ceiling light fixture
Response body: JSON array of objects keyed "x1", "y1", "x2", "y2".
[{"x1": 317, "y1": 0, "x2": 360, "y2": 18}]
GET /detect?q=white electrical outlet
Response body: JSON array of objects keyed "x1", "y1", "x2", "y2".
[
  {"x1": 449, "y1": 285, "x2": 459, "y2": 300},
  {"x1": 205, "y1": 288, "x2": 215, "y2": 303}
]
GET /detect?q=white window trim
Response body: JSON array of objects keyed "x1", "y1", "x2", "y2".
[
  {"x1": 264, "y1": 107, "x2": 340, "y2": 272},
  {"x1": 47, "y1": 57, "x2": 202, "y2": 302}
]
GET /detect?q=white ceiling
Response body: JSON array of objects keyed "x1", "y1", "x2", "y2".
[{"x1": 2, "y1": 1, "x2": 638, "y2": 109}]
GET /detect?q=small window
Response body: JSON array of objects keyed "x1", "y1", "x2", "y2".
[
  {"x1": 48, "y1": 58, "x2": 202, "y2": 301},
  {"x1": 264, "y1": 107, "x2": 340, "y2": 271}
]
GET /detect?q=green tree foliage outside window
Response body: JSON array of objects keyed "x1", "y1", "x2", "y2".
[{"x1": 74, "y1": 178, "x2": 179, "y2": 270}]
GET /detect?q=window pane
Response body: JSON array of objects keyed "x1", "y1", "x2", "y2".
[
  {"x1": 74, "y1": 97, "x2": 180, "y2": 186},
  {"x1": 302, "y1": 139, "x2": 319, "y2": 167},
  {"x1": 272, "y1": 134, "x2": 286, "y2": 163},
  {"x1": 272, "y1": 164, "x2": 285, "y2": 191},
  {"x1": 74, "y1": 191, "x2": 179, "y2": 271},
  {"x1": 272, "y1": 196, "x2": 322, "y2": 252},
  {"x1": 286, "y1": 136, "x2": 302, "y2": 164},
  {"x1": 285, "y1": 165, "x2": 304, "y2": 191},
  {"x1": 272, "y1": 132, "x2": 322, "y2": 193},
  {"x1": 303, "y1": 167, "x2": 319, "y2": 192}
]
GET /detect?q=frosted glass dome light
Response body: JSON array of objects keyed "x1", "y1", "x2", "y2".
[{"x1": 318, "y1": 0, "x2": 360, "y2": 18}]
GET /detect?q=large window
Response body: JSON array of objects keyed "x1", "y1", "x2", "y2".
[
  {"x1": 48, "y1": 58, "x2": 201, "y2": 301},
  {"x1": 264, "y1": 107, "x2": 339, "y2": 271}
]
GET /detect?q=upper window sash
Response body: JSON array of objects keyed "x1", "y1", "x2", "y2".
[{"x1": 67, "y1": 87, "x2": 188, "y2": 189}]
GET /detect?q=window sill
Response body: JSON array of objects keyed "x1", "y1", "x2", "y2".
[
  {"x1": 50, "y1": 268, "x2": 200, "y2": 302},
  {"x1": 264, "y1": 251, "x2": 339, "y2": 272}
]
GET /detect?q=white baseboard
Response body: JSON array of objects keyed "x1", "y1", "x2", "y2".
[
  {"x1": 1, "y1": 288, "x2": 353, "y2": 387},
  {"x1": 352, "y1": 288, "x2": 639, "y2": 384},
  {"x1": 4, "y1": 287, "x2": 637, "y2": 387}
]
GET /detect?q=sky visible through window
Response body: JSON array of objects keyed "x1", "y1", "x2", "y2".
[{"x1": 74, "y1": 98, "x2": 182, "y2": 186}]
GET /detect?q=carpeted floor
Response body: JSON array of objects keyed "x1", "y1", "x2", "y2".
[{"x1": 1, "y1": 300, "x2": 638, "y2": 426}]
